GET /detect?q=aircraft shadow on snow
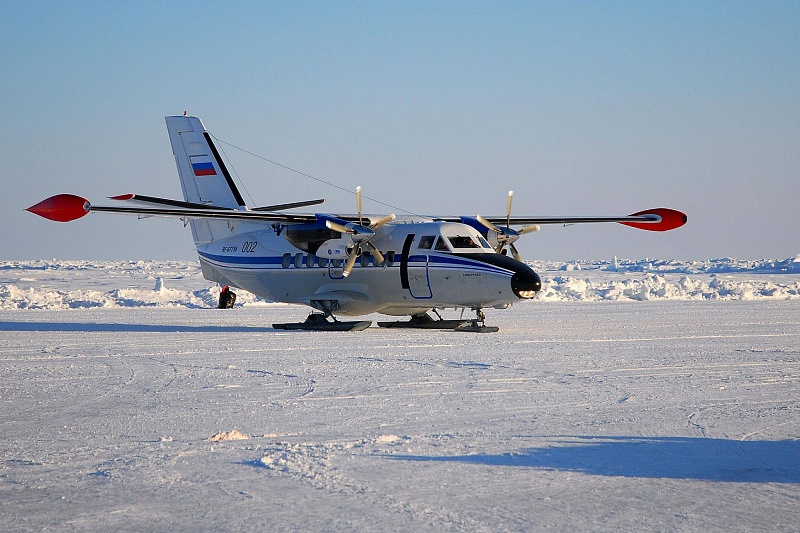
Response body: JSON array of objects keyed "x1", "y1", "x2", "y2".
[
  {"x1": 0, "y1": 321, "x2": 277, "y2": 333},
  {"x1": 389, "y1": 436, "x2": 800, "y2": 483}
]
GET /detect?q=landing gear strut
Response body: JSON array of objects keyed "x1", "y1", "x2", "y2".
[{"x1": 456, "y1": 308, "x2": 499, "y2": 333}]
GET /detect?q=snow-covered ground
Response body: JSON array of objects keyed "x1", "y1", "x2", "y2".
[{"x1": 1, "y1": 259, "x2": 799, "y2": 531}]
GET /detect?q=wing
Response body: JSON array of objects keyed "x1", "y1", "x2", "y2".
[
  {"x1": 28, "y1": 194, "x2": 686, "y2": 232},
  {"x1": 26, "y1": 193, "x2": 328, "y2": 224},
  {"x1": 448, "y1": 208, "x2": 687, "y2": 232}
]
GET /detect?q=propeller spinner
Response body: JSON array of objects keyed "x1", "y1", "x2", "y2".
[
  {"x1": 325, "y1": 186, "x2": 395, "y2": 277},
  {"x1": 477, "y1": 191, "x2": 539, "y2": 262}
]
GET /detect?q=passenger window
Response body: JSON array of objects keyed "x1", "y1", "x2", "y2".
[
  {"x1": 418, "y1": 236, "x2": 435, "y2": 249},
  {"x1": 434, "y1": 237, "x2": 450, "y2": 251}
]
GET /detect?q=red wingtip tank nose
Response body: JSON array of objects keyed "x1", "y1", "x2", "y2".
[
  {"x1": 620, "y1": 208, "x2": 688, "y2": 232},
  {"x1": 26, "y1": 194, "x2": 90, "y2": 222}
]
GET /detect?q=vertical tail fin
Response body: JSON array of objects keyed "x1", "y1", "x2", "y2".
[
  {"x1": 165, "y1": 115, "x2": 246, "y2": 209},
  {"x1": 165, "y1": 115, "x2": 248, "y2": 245}
]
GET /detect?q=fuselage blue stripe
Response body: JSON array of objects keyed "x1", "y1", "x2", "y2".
[
  {"x1": 198, "y1": 250, "x2": 513, "y2": 276},
  {"x1": 428, "y1": 254, "x2": 513, "y2": 274},
  {"x1": 198, "y1": 251, "x2": 282, "y2": 265}
]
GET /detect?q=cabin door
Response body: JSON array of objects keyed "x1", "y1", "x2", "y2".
[{"x1": 400, "y1": 234, "x2": 432, "y2": 299}]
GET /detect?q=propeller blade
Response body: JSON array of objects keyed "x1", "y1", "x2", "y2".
[
  {"x1": 342, "y1": 246, "x2": 359, "y2": 277},
  {"x1": 506, "y1": 190, "x2": 513, "y2": 228},
  {"x1": 366, "y1": 242, "x2": 385, "y2": 265},
  {"x1": 369, "y1": 213, "x2": 395, "y2": 229},
  {"x1": 510, "y1": 243, "x2": 523, "y2": 262},
  {"x1": 476, "y1": 214, "x2": 502, "y2": 234},
  {"x1": 325, "y1": 220, "x2": 353, "y2": 234},
  {"x1": 518, "y1": 224, "x2": 540, "y2": 235},
  {"x1": 356, "y1": 186, "x2": 363, "y2": 227}
]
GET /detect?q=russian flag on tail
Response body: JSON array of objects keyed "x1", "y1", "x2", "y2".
[{"x1": 192, "y1": 162, "x2": 217, "y2": 176}]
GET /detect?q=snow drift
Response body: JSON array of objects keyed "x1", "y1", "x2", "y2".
[{"x1": 1, "y1": 257, "x2": 798, "y2": 310}]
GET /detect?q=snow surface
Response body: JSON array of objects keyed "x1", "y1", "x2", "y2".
[{"x1": 1, "y1": 259, "x2": 799, "y2": 531}]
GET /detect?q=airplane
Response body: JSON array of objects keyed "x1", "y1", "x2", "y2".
[{"x1": 26, "y1": 114, "x2": 687, "y2": 332}]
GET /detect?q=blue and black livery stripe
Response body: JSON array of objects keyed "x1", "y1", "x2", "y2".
[{"x1": 204, "y1": 132, "x2": 246, "y2": 207}]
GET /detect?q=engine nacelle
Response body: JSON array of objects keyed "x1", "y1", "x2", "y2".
[{"x1": 316, "y1": 238, "x2": 352, "y2": 259}]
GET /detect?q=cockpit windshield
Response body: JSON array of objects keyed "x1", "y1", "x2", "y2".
[
  {"x1": 421, "y1": 225, "x2": 495, "y2": 253},
  {"x1": 448, "y1": 235, "x2": 481, "y2": 249}
]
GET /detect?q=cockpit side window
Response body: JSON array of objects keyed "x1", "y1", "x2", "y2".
[
  {"x1": 418, "y1": 235, "x2": 435, "y2": 249},
  {"x1": 477, "y1": 235, "x2": 492, "y2": 249},
  {"x1": 434, "y1": 237, "x2": 450, "y2": 251}
]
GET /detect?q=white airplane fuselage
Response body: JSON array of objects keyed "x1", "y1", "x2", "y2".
[{"x1": 196, "y1": 218, "x2": 541, "y2": 316}]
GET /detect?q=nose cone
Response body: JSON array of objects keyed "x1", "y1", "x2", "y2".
[
  {"x1": 512, "y1": 268, "x2": 541, "y2": 299},
  {"x1": 451, "y1": 252, "x2": 543, "y2": 300}
]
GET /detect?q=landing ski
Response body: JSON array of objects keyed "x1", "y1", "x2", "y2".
[
  {"x1": 273, "y1": 314, "x2": 371, "y2": 332},
  {"x1": 378, "y1": 313, "x2": 471, "y2": 330}
]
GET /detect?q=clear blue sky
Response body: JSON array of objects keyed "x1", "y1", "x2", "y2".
[{"x1": 3, "y1": 1, "x2": 798, "y2": 261}]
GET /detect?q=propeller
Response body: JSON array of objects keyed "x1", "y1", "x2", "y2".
[
  {"x1": 324, "y1": 186, "x2": 395, "y2": 277},
  {"x1": 477, "y1": 191, "x2": 539, "y2": 262}
]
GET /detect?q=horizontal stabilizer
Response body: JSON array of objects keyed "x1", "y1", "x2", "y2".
[
  {"x1": 109, "y1": 194, "x2": 325, "y2": 213},
  {"x1": 252, "y1": 198, "x2": 326, "y2": 211},
  {"x1": 108, "y1": 194, "x2": 232, "y2": 211}
]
